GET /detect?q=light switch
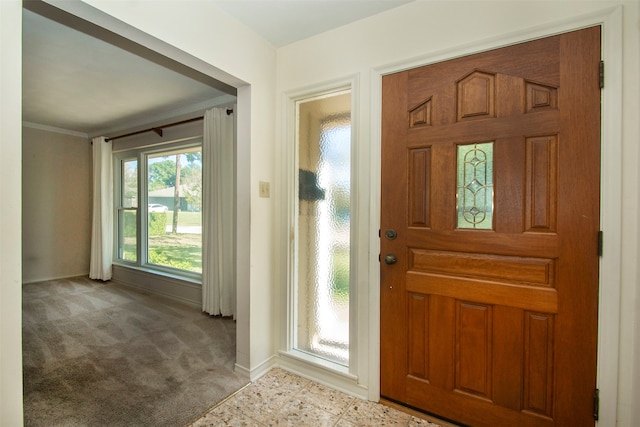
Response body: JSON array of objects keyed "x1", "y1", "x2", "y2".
[{"x1": 259, "y1": 181, "x2": 270, "y2": 198}]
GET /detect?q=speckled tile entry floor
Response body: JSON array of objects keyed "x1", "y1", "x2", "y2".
[{"x1": 189, "y1": 368, "x2": 452, "y2": 427}]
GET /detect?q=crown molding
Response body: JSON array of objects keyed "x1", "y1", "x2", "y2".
[{"x1": 22, "y1": 121, "x2": 89, "y2": 138}]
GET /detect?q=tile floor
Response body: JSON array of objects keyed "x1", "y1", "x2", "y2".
[{"x1": 189, "y1": 368, "x2": 451, "y2": 427}]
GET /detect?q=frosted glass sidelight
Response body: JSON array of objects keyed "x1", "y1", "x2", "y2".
[
  {"x1": 296, "y1": 90, "x2": 351, "y2": 366},
  {"x1": 457, "y1": 142, "x2": 494, "y2": 229}
]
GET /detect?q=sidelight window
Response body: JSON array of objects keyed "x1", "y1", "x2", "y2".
[{"x1": 294, "y1": 89, "x2": 352, "y2": 366}]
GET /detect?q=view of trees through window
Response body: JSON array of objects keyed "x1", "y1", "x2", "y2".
[
  {"x1": 119, "y1": 159, "x2": 138, "y2": 263},
  {"x1": 117, "y1": 144, "x2": 202, "y2": 275},
  {"x1": 147, "y1": 148, "x2": 202, "y2": 273}
]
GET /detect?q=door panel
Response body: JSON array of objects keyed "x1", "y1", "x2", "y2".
[{"x1": 380, "y1": 27, "x2": 601, "y2": 427}]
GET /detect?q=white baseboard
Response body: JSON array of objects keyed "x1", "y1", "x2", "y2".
[
  {"x1": 22, "y1": 272, "x2": 89, "y2": 285},
  {"x1": 245, "y1": 355, "x2": 278, "y2": 381},
  {"x1": 276, "y1": 352, "x2": 369, "y2": 400},
  {"x1": 233, "y1": 363, "x2": 251, "y2": 379},
  {"x1": 235, "y1": 352, "x2": 370, "y2": 400}
]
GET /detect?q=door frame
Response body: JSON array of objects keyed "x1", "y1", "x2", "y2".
[{"x1": 368, "y1": 7, "x2": 623, "y2": 427}]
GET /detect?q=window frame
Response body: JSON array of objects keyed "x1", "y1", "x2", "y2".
[
  {"x1": 281, "y1": 81, "x2": 360, "y2": 378},
  {"x1": 115, "y1": 156, "x2": 140, "y2": 264},
  {"x1": 113, "y1": 138, "x2": 203, "y2": 282}
]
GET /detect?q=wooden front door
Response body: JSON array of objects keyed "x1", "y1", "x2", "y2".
[{"x1": 380, "y1": 27, "x2": 601, "y2": 427}]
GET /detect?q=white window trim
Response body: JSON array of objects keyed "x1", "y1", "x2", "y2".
[
  {"x1": 278, "y1": 75, "x2": 367, "y2": 397},
  {"x1": 113, "y1": 137, "x2": 203, "y2": 283}
]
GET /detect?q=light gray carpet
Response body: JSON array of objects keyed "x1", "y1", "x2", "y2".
[{"x1": 22, "y1": 276, "x2": 248, "y2": 427}]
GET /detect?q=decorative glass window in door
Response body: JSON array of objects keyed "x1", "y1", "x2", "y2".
[{"x1": 456, "y1": 142, "x2": 494, "y2": 229}]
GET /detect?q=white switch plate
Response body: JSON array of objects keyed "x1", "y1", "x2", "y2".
[{"x1": 259, "y1": 181, "x2": 270, "y2": 198}]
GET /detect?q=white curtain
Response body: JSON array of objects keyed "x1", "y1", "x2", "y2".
[
  {"x1": 202, "y1": 107, "x2": 236, "y2": 317},
  {"x1": 89, "y1": 137, "x2": 113, "y2": 281}
]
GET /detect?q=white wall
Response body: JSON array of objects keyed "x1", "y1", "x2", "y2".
[
  {"x1": 74, "y1": 0, "x2": 278, "y2": 374},
  {"x1": 0, "y1": 1, "x2": 24, "y2": 424},
  {"x1": 22, "y1": 126, "x2": 91, "y2": 284},
  {"x1": 276, "y1": 1, "x2": 639, "y2": 426},
  {"x1": 2, "y1": 1, "x2": 278, "y2": 424},
  {"x1": 627, "y1": 4, "x2": 640, "y2": 425},
  {"x1": 3, "y1": 1, "x2": 637, "y2": 426}
]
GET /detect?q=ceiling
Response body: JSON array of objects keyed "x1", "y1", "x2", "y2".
[
  {"x1": 22, "y1": 0, "x2": 413, "y2": 137},
  {"x1": 211, "y1": 0, "x2": 414, "y2": 48}
]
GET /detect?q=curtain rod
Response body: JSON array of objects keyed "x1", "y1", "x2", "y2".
[{"x1": 104, "y1": 108, "x2": 233, "y2": 142}]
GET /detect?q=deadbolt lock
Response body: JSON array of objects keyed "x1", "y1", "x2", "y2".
[{"x1": 384, "y1": 229, "x2": 397, "y2": 240}]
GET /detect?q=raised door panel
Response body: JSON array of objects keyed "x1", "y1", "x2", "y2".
[{"x1": 381, "y1": 27, "x2": 600, "y2": 427}]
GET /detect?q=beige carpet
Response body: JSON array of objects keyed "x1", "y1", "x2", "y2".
[{"x1": 22, "y1": 276, "x2": 248, "y2": 426}]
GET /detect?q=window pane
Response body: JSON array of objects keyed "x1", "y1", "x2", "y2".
[
  {"x1": 118, "y1": 209, "x2": 137, "y2": 262},
  {"x1": 147, "y1": 148, "x2": 202, "y2": 273},
  {"x1": 122, "y1": 159, "x2": 138, "y2": 208},
  {"x1": 456, "y1": 142, "x2": 494, "y2": 229},
  {"x1": 296, "y1": 91, "x2": 351, "y2": 366},
  {"x1": 118, "y1": 158, "x2": 138, "y2": 262}
]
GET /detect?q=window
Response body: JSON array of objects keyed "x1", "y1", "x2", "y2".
[
  {"x1": 115, "y1": 141, "x2": 202, "y2": 279},
  {"x1": 456, "y1": 142, "x2": 494, "y2": 229},
  {"x1": 294, "y1": 89, "x2": 352, "y2": 367},
  {"x1": 118, "y1": 158, "x2": 138, "y2": 262}
]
